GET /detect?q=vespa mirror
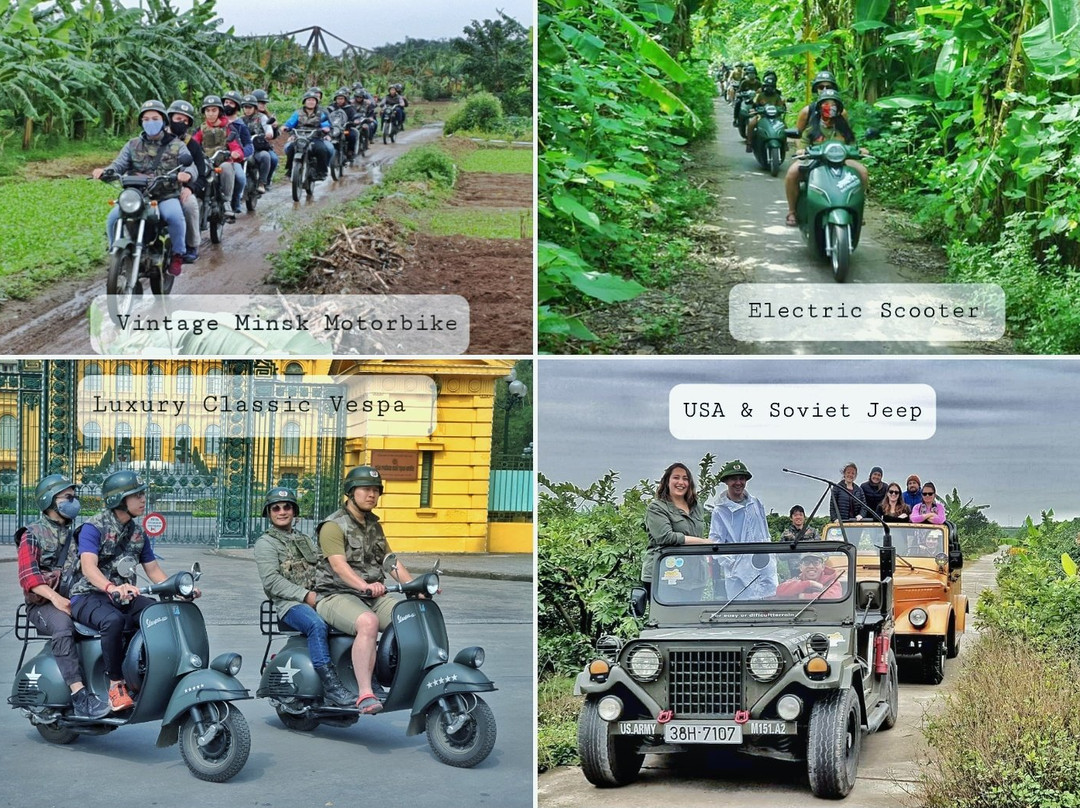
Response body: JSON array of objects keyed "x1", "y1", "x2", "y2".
[
  {"x1": 191, "y1": 561, "x2": 202, "y2": 581},
  {"x1": 382, "y1": 553, "x2": 399, "y2": 580},
  {"x1": 116, "y1": 557, "x2": 137, "y2": 579}
]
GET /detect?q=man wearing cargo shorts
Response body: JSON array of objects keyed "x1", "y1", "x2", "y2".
[{"x1": 314, "y1": 466, "x2": 414, "y2": 714}]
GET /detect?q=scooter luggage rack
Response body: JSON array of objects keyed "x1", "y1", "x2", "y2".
[
  {"x1": 14, "y1": 603, "x2": 45, "y2": 670},
  {"x1": 259, "y1": 599, "x2": 300, "y2": 674}
]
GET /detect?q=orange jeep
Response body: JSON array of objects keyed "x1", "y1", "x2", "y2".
[{"x1": 822, "y1": 520, "x2": 967, "y2": 684}]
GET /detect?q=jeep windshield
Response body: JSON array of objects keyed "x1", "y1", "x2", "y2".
[
  {"x1": 825, "y1": 524, "x2": 947, "y2": 559},
  {"x1": 652, "y1": 544, "x2": 854, "y2": 614}
]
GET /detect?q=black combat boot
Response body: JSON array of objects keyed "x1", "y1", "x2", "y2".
[{"x1": 315, "y1": 664, "x2": 354, "y2": 707}]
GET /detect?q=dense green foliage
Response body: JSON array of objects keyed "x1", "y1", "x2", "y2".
[
  {"x1": 382, "y1": 145, "x2": 457, "y2": 188},
  {"x1": 537, "y1": 0, "x2": 716, "y2": 349},
  {"x1": 454, "y1": 13, "x2": 532, "y2": 116},
  {"x1": 444, "y1": 92, "x2": 505, "y2": 135}
]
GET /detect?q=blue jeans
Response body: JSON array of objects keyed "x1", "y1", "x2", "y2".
[
  {"x1": 267, "y1": 150, "x2": 279, "y2": 183},
  {"x1": 282, "y1": 603, "x2": 331, "y2": 668},
  {"x1": 231, "y1": 163, "x2": 247, "y2": 212},
  {"x1": 106, "y1": 197, "x2": 186, "y2": 258}
]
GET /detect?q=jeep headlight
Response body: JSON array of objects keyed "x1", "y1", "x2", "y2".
[
  {"x1": 909, "y1": 608, "x2": 928, "y2": 628},
  {"x1": 625, "y1": 645, "x2": 662, "y2": 682},
  {"x1": 747, "y1": 644, "x2": 783, "y2": 682}
]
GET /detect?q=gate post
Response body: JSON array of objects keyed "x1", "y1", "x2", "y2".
[{"x1": 216, "y1": 362, "x2": 255, "y2": 548}]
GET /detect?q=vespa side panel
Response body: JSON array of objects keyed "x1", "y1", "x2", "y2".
[
  {"x1": 260, "y1": 635, "x2": 321, "y2": 698},
  {"x1": 134, "y1": 601, "x2": 207, "y2": 723},
  {"x1": 11, "y1": 648, "x2": 71, "y2": 707},
  {"x1": 383, "y1": 599, "x2": 450, "y2": 713}
]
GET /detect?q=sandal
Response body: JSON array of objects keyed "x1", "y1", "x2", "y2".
[
  {"x1": 355, "y1": 693, "x2": 383, "y2": 715},
  {"x1": 785, "y1": 212, "x2": 798, "y2": 227}
]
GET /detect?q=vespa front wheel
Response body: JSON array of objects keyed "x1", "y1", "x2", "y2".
[
  {"x1": 178, "y1": 703, "x2": 251, "y2": 783},
  {"x1": 425, "y1": 693, "x2": 496, "y2": 768},
  {"x1": 106, "y1": 250, "x2": 138, "y2": 324},
  {"x1": 768, "y1": 146, "x2": 781, "y2": 177},
  {"x1": 830, "y1": 223, "x2": 851, "y2": 283}
]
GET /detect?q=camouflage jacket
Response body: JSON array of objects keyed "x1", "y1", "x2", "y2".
[
  {"x1": 17, "y1": 515, "x2": 79, "y2": 598},
  {"x1": 253, "y1": 525, "x2": 321, "y2": 619},
  {"x1": 314, "y1": 506, "x2": 389, "y2": 598},
  {"x1": 69, "y1": 508, "x2": 149, "y2": 596},
  {"x1": 107, "y1": 131, "x2": 191, "y2": 177}
]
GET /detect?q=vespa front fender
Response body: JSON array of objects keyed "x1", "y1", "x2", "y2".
[
  {"x1": 160, "y1": 669, "x2": 251, "y2": 728},
  {"x1": 405, "y1": 662, "x2": 495, "y2": 737},
  {"x1": 825, "y1": 208, "x2": 853, "y2": 226}
]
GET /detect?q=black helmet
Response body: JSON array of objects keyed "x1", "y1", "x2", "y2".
[
  {"x1": 745, "y1": 64, "x2": 757, "y2": 75},
  {"x1": 167, "y1": 99, "x2": 196, "y2": 124},
  {"x1": 201, "y1": 94, "x2": 224, "y2": 112},
  {"x1": 222, "y1": 90, "x2": 243, "y2": 107},
  {"x1": 138, "y1": 99, "x2": 168, "y2": 119},
  {"x1": 302, "y1": 90, "x2": 320, "y2": 103},
  {"x1": 241, "y1": 94, "x2": 258, "y2": 108},
  {"x1": 252, "y1": 88, "x2": 269, "y2": 103},
  {"x1": 35, "y1": 474, "x2": 75, "y2": 512},
  {"x1": 812, "y1": 70, "x2": 838, "y2": 92},
  {"x1": 763, "y1": 70, "x2": 777, "y2": 82},
  {"x1": 813, "y1": 89, "x2": 845, "y2": 113},
  {"x1": 102, "y1": 470, "x2": 147, "y2": 509},
  {"x1": 262, "y1": 486, "x2": 300, "y2": 518},
  {"x1": 343, "y1": 465, "x2": 383, "y2": 495},
  {"x1": 334, "y1": 88, "x2": 349, "y2": 100}
]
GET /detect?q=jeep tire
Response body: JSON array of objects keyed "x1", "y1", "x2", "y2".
[
  {"x1": 946, "y1": 618, "x2": 960, "y2": 659},
  {"x1": 922, "y1": 637, "x2": 945, "y2": 684},
  {"x1": 882, "y1": 650, "x2": 899, "y2": 730},
  {"x1": 578, "y1": 697, "x2": 644, "y2": 787},
  {"x1": 807, "y1": 686, "x2": 862, "y2": 798}
]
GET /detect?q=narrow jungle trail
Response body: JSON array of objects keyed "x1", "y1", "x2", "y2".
[{"x1": 537, "y1": 548, "x2": 1001, "y2": 808}]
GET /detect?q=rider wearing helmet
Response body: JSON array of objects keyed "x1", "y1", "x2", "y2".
[
  {"x1": 92, "y1": 99, "x2": 193, "y2": 276},
  {"x1": 329, "y1": 88, "x2": 361, "y2": 164},
  {"x1": 745, "y1": 70, "x2": 786, "y2": 151},
  {"x1": 733, "y1": 65, "x2": 762, "y2": 127},
  {"x1": 784, "y1": 90, "x2": 868, "y2": 227},
  {"x1": 193, "y1": 94, "x2": 245, "y2": 223},
  {"x1": 241, "y1": 93, "x2": 275, "y2": 194},
  {"x1": 312, "y1": 466, "x2": 416, "y2": 714},
  {"x1": 220, "y1": 90, "x2": 255, "y2": 216},
  {"x1": 252, "y1": 89, "x2": 281, "y2": 187},
  {"x1": 282, "y1": 90, "x2": 333, "y2": 182},
  {"x1": 795, "y1": 70, "x2": 849, "y2": 133},
  {"x1": 69, "y1": 470, "x2": 199, "y2": 712},
  {"x1": 16, "y1": 475, "x2": 111, "y2": 719},
  {"x1": 254, "y1": 487, "x2": 354, "y2": 707},
  {"x1": 167, "y1": 99, "x2": 205, "y2": 263},
  {"x1": 382, "y1": 84, "x2": 408, "y2": 131}
]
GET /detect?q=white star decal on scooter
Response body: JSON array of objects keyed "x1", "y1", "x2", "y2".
[
  {"x1": 24, "y1": 665, "x2": 41, "y2": 687},
  {"x1": 276, "y1": 658, "x2": 300, "y2": 684}
]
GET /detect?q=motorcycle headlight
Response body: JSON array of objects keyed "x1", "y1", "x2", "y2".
[
  {"x1": 177, "y1": 572, "x2": 195, "y2": 597},
  {"x1": 747, "y1": 644, "x2": 783, "y2": 682},
  {"x1": 909, "y1": 608, "x2": 929, "y2": 628},
  {"x1": 211, "y1": 652, "x2": 242, "y2": 676},
  {"x1": 118, "y1": 188, "x2": 144, "y2": 215},
  {"x1": 823, "y1": 141, "x2": 848, "y2": 165},
  {"x1": 764, "y1": 104, "x2": 778, "y2": 117},
  {"x1": 625, "y1": 645, "x2": 663, "y2": 682}
]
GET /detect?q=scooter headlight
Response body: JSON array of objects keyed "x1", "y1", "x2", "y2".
[
  {"x1": 177, "y1": 572, "x2": 195, "y2": 597},
  {"x1": 453, "y1": 646, "x2": 485, "y2": 669},
  {"x1": 764, "y1": 104, "x2": 778, "y2": 117},
  {"x1": 211, "y1": 652, "x2": 242, "y2": 676},
  {"x1": 823, "y1": 141, "x2": 848, "y2": 165},
  {"x1": 118, "y1": 188, "x2": 144, "y2": 215},
  {"x1": 423, "y1": 573, "x2": 440, "y2": 596}
]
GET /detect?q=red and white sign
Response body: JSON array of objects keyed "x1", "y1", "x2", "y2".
[{"x1": 143, "y1": 512, "x2": 167, "y2": 536}]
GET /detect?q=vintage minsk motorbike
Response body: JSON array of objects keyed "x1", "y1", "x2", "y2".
[
  {"x1": 792, "y1": 141, "x2": 867, "y2": 282},
  {"x1": 200, "y1": 148, "x2": 230, "y2": 244},
  {"x1": 257, "y1": 556, "x2": 497, "y2": 768},
  {"x1": 289, "y1": 127, "x2": 322, "y2": 202},
  {"x1": 381, "y1": 104, "x2": 402, "y2": 144},
  {"x1": 9, "y1": 562, "x2": 252, "y2": 782}
]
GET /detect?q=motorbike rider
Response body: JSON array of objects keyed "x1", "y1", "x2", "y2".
[
  {"x1": 744, "y1": 70, "x2": 786, "y2": 152},
  {"x1": 192, "y1": 94, "x2": 245, "y2": 224},
  {"x1": 15, "y1": 475, "x2": 111, "y2": 719},
  {"x1": 727, "y1": 62, "x2": 745, "y2": 103},
  {"x1": 795, "y1": 70, "x2": 850, "y2": 134},
  {"x1": 167, "y1": 100, "x2": 205, "y2": 264},
  {"x1": 282, "y1": 91, "x2": 333, "y2": 182},
  {"x1": 381, "y1": 85, "x2": 407, "y2": 132},
  {"x1": 69, "y1": 470, "x2": 200, "y2": 711},
  {"x1": 253, "y1": 487, "x2": 354, "y2": 708},
  {"x1": 92, "y1": 99, "x2": 192, "y2": 277},
  {"x1": 221, "y1": 90, "x2": 254, "y2": 217},
  {"x1": 329, "y1": 88, "x2": 361, "y2": 165},
  {"x1": 733, "y1": 65, "x2": 761, "y2": 126},
  {"x1": 240, "y1": 94, "x2": 275, "y2": 194},
  {"x1": 784, "y1": 90, "x2": 868, "y2": 227},
  {"x1": 252, "y1": 89, "x2": 280, "y2": 187},
  {"x1": 354, "y1": 89, "x2": 378, "y2": 143},
  {"x1": 313, "y1": 466, "x2": 416, "y2": 714}
]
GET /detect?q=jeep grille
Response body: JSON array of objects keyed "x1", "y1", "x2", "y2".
[{"x1": 669, "y1": 649, "x2": 743, "y2": 717}]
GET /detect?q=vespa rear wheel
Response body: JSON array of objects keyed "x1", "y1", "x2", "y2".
[
  {"x1": 425, "y1": 693, "x2": 496, "y2": 768},
  {"x1": 275, "y1": 704, "x2": 321, "y2": 732},
  {"x1": 830, "y1": 223, "x2": 851, "y2": 283},
  {"x1": 36, "y1": 722, "x2": 79, "y2": 745},
  {"x1": 106, "y1": 250, "x2": 138, "y2": 324},
  {"x1": 178, "y1": 703, "x2": 251, "y2": 783}
]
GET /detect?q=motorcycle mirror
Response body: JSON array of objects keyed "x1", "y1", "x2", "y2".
[
  {"x1": 191, "y1": 561, "x2": 202, "y2": 581},
  {"x1": 116, "y1": 557, "x2": 138, "y2": 578},
  {"x1": 382, "y1": 553, "x2": 399, "y2": 579}
]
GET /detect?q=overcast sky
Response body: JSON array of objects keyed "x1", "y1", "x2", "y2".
[
  {"x1": 186, "y1": 1, "x2": 532, "y2": 52},
  {"x1": 537, "y1": 359, "x2": 1080, "y2": 527}
]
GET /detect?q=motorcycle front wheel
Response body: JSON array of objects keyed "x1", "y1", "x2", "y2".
[
  {"x1": 358, "y1": 130, "x2": 368, "y2": 158},
  {"x1": 245, "y1": 173, "x2": 259, "y2": 213},
  {"x1": 830, "y1": 223, "x2": 851, "y2": 283},
  {"x1": 304, "y1": 157, "x2": 315, "y2": 197},
  {"x1": 148, "y1": 240, "x2": 174, "y2": 297},
  {"x1": 330, "y1": 145, "x2": 343, "y2": 181},
  {"x1": 178, "y1": 703, "x2": 251, "y2": 783},
  {"x1": 106, "y1": 250, "x2": 138, "y2": 324},
  {"x1": 425, "y1": 693, "x2": 496, "y2": 768},
  {"x1": 291, "y1": 157, "x2": 305, "y2": 202}
]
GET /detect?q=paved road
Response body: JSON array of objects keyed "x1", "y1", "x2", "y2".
[
  {"x1": 538, "y1": 549, "x2": 1001, "y2": 808},
  {"x1": 0, "y1": 547, "x2": 533, "y2": 808}
]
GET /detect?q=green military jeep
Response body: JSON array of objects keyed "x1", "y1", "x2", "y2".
[{"x1": 576, "y1": 536, "x2": 898, "y2": 799}]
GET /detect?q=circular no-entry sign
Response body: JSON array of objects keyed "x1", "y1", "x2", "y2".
[{"x1": 143, "y1": 512, "x2": 167, "y2": 537}]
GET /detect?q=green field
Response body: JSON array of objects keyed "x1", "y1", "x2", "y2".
[
  {"x1": 425, "y1": 208, "x2": 530, "y2": 239},
  {"x1": 459, "y1": 147, "x2": 532, "y2": 173}
]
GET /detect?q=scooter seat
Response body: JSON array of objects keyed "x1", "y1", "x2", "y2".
[{"x1": 73, "y1": 621, "x2": 100, "y2": 638}]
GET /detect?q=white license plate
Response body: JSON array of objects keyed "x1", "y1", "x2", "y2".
[{"x1": 663, "y1": 722, "x2": 743, "y2": 744}]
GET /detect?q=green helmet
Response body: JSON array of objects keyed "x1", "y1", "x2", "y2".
[
  {"x1": 814, "y1": 89, "x2": 845, "y2": 113},
  {"x1": 35, "y1": 474, "x2": 75, "y2": 512},
  {"x1": 343, "y1": 466, "x2": 383, "y2": 495},
  {"x1": 201, "y1": 94, "x2": 224, "y2": 113},
  {"x1": 262, "y1": 486, "x2": 299, "y2": 518},
  {"x1": 167, "y1": 99, "x2": 196, "y2": 125},
  {"x1": 102, "y1": 470, "x2": 147, "y2": 509},
  {"x1": 812, "y1": 70, "x2": 838, "y2": 92},
  {"x1": 252, "y1": 89, "x2": 270, "y2": 103},
  {"x1": 222, "y1": 90, "x2": 244, "y2": 107}
]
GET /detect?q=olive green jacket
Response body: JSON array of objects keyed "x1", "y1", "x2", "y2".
[
  {"x1": 254, "y1": 525, "x2": 321, "y2": 619},
  {"x1": 641, "y1": 498, "x2": 704, "y2": 584}
]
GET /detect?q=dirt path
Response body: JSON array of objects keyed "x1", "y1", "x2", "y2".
[
  {"x1": 0, "y1": 125, "x2": 532, "y2": 355},
  {"x1": 538, "y1": 549, "x2": 1001, "y2": 808}
]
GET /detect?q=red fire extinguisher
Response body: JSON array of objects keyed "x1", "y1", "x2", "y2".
[{"x1": 874, "y1": 634, "x2": 890, "y2": 674}]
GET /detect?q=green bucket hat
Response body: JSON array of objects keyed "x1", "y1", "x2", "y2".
[{"x1": 718, "y1": 459, "x2": 753, "y2": 481}]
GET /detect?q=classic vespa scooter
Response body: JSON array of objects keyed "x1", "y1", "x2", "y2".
[
  {"x1": 258, "y1": 555, "x2": 497, "y2": 768},
  {"x1": 9, "y1": 561, "x2": 252, "y2": 782}
]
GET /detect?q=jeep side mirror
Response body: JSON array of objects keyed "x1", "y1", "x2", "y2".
[{"x1": 630, "y1": 587, "x2": 648, "y2": 618}]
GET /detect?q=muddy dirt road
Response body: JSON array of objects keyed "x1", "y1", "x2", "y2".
[
  {"x1": 0, "y1": 124, "x2": 532, "y2": 355},
  {"x1": 538, "y1": 549, "x2": 1001, "y2": 808}
]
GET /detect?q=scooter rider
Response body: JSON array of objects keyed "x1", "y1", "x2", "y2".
[
  {"x1": 69, "y1": 470, "x2": 200, "y2": 711},
  {"x1": 745, "y1": 70, "x2": 786, "y2": 152},
  {"x1": 221, "y1": 90, "x2": 254, "y2": 217},
  {"x1": 192, "y1": 94, "x2": 244, "y2": 224},
  {"x1": 16, "y1": 475, "x2": 111, "y2": 719},
  {"x1": 795, "y1": 70, "x2": 850, "y2": 134},
  {"x1": 253, "y1": 487, "x2": 354, "y2": 708},
  {"x1": 314, "y1": 466, "x2": 415, "y2": 715},
  {"x1": 329, "y1": 88, "x2": 361, "y2": 164}
]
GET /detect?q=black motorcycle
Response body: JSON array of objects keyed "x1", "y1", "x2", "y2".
[
  {"x1": 327, "y1": 109, "x2": 349, "y2": 181},
  {"x1": 289, "y1": 127, "x2": 323, "y2": 202},
  {"x1": 99, "y1": 165, "x2": 183, "y2": 325},
  {"x1": 381, "y1": 105, "x2": 403, "y2": 144},
  {"x1": 243, "y1": 157, "x2": 260, "y2": 212},
  {"x1": 199, "y1": 148, "x2": 230, "y2": 244},
  {"x1": 257, "y1": 555, "x2": 497, "y2": 768}
]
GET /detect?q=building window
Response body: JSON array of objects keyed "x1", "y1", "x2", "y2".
[
  {"x1": 84, "y1": 362, "x2": 102, "y2": 392},
  {"x1": 0, "y1": 415, "x2": 16, "y2": 450},
  {"x1": 205, "y1": 425, "x2": 221, "y2": 456},
  {"x1": 207, "y1": 368, "x2": 223, "y2": 395},
  {"x1": 83, "y1": 422, "x2": 102, "y2": 453},
  {"x1": 116, "y1": 363, "x2": 133, "y2": 392},
  {"x1": 176, "y1": 367, "x2": 192, "y2": 394},
  {"x1": 282, "y1": 421, "x2": 301, "y2": 456},
  {"x1": 284, "y1": 362, "x2": 304, "y2": 378},
  {"x1": 115, "y1": 422, "x2": 133, "y2": 462},
  {"x1": 148, "y1": 365, "x2": 164, "y2": 394},
  {"x1": 175, "y1": 424, "x2": 192, "y2": 463},
  {"x1": 419, "y1": 451, "x2": 434, "y2": 507},
  {"x1": 147, "y1": 423, "x2": 162, "y2": 461}
]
